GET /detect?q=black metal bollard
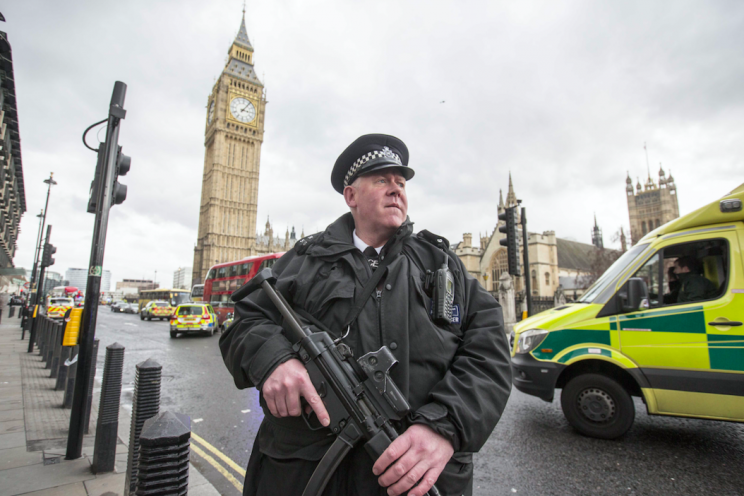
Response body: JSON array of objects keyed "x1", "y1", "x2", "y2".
[
  {"x1": 135, "y1": 411, "x2": 190, "y2": 496},
  {"x1": 36, "y1": 318, "x2": 44, "y2": 356},
  {"x1": 125, "y1": 358, "x2": 162, "y2": 496},
  {"x1": 44, "y1": 321, "x2": 57, "y2": 368},
  {"x1": 92, "y1": 342, "x2": 125, "y2": 474},
  {"x1": 9, "y1": 306, "x2": 14, "y2": 318},
  {"x1": 83, "y1": 339, "x2": 100, "y2": 435},
  {"x1": 50, "y1": 324, "x2": 63, "y2": 378},
  {"x1": 63, "y1": 347, "x2": 79, "y2": 408},
  {"x1": 55, "y1": 346, "x2": 72, "y2": 391},
  {"x1": 36, "y1": 318, "x2": 45, "y2": 356},
  {"x1": 42, "y1": 319, "x2": 52, "y2": 360}
]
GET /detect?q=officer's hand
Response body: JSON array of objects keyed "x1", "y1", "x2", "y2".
[
  {"x1": 261, "y1": 359, "x2": 330, "y2": 426},
  {"x1": 373, "y1": 424, "x2": 454, "y2": 496}
]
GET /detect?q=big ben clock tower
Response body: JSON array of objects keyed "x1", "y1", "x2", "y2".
[{"x1": 192, "y1": 11, "x2": 267, "y2": 284}]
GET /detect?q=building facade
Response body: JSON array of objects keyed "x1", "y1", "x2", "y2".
[
  {"x1": 192, "y1": 11, "x2": 267, "y2": 284},
  {"x1": 65, "y1": 268, "x2": 111, "y2": 293},
  {"x1": 254, "y1": 218, "x2": 298, "y2": 255},
  {"x1": 626, "y1": 167, "x2": 679, "y2": 245},
  {"x1": 454, "y1": 175, "x2": 597, "y2": 298},
  {"x1": 172, "y1": 266, "x2": 192, "y2": 290},
  {"x1": 116, "y1": 279, "x2": 158, "y2": 292},
  {"x1": 0, "y1": 25, "x2": 26, "y2": 268}
]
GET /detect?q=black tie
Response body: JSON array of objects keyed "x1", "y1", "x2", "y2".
[{"x1": 363, "y1": 246, "x2": 379, "y2": 271}]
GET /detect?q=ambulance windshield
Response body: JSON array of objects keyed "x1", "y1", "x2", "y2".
[{"x1": 578, "y1": 243, "x2": 649, "y2": 304}]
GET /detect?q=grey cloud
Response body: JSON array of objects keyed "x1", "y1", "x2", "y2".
[{"x1": 6, "y1": 0, "x2": 744, "y2": 285}]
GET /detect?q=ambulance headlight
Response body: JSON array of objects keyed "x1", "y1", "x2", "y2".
[{"x1": 516, "y1": 329, "x2": 549, "y2": 354}]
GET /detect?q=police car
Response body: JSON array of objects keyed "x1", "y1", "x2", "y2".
[
  {"x1": 140, "y1": 300, "x2": 174, "y2": 321},
  {"x1": 169, "y1": 304, "x2": 218, "y2": 338}
]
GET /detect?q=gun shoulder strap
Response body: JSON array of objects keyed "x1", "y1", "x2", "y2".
[
  {"x1": 292, "y1": 239, "x2": 406, "y2": 335},
  {"x1": 342, "y1": 240, "x2": 405, "y2": 329}
]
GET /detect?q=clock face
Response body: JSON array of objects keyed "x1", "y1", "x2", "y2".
[
  {"x1": 208, "y1": 100, "x2": 215, "y2": 125},
  {"x1": 229, "y1": 97, "x2": 256, "y2": 123}
]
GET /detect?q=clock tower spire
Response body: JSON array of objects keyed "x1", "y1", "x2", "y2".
[{"x1": 192, "y1": 10, "x2": 267, "y2": 285}]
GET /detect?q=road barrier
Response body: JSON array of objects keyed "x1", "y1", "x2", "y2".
[
  {"x1": 125, "y1": 358, "x2": 162, "y2": 496},
  {"x1": 93, "y1": 342, "x2": 125, "y2": 474},
  {"x1": 135, "y1": 411, "x2": 191, "y2": 495}
]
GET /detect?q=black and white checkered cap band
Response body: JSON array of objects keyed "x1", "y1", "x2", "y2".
[{"x1": 343, "y1": 146, "x2": 403, "y2": 188}]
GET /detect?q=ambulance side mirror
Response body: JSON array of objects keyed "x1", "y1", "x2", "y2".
[{"x1": 619, "y1": 277, "x2": 649, "y2": 313}]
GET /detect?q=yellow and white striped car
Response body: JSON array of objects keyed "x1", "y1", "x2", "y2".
[{"x1": 169, "y1": 304, "x2": 218, "y2": 338}]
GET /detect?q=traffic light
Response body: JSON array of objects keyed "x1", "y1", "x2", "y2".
[
  {"x1": 498, "y1": 206, "x2": 520, "y2": 276},
  {"x1": 41, "y1": 242, "x2": 56, "y2": 268},
  {"x1": 87, "y1": 145, "x2": 130, "y2": 212},
  {"x1": 87, "y1": 147, "x2": 105, "y2": 213},
  {"x1": 112, "y1": 145, "x2": 130, "y2": 206}
]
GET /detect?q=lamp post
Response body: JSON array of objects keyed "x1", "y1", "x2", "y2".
[
  {"x1": 23, "y1": 174, "x2": 57, "y2": 337},
  {"x1": 27, "y1": 210, "x2": 44, "y2": 299}
]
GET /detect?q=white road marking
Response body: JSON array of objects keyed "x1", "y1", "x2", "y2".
[
  {"x1": 241, "y1": 409, "x2": 251, "y2": 413},
  {"x1": 193, "y1": 418, "x2": 203, "y2": 423},
  {"x1": 124, "y1": 323, "x2": 138, "y2": 327}
]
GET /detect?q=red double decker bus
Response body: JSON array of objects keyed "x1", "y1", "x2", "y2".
[{"x1": 204, "y1": 252, "x2": 284, "y2": 328}]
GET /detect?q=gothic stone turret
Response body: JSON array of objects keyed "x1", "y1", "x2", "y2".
[{"x1": 626, "y1": 166, "x2": 680, "y2": 245}]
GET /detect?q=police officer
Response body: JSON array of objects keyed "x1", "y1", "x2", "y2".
[{"x1": 220, "y1": 134, "x2": 512, "y2": 496}]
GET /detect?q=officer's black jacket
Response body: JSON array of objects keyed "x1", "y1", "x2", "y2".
[{"x1": 220, "y1": 213, "x2": 512, "y2": 462}]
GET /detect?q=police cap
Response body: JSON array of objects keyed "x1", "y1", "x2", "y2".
[{"x1": 331, "y1": 134, "x2": 414, "y2": 194}]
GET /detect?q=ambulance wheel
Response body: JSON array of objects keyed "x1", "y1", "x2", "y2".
[
  {"x1": 561, "y1": 373, "x2": 635, "y2": 440},
  {"x1": 170, "y1": 331, "x2": 178, "y2": 338}
]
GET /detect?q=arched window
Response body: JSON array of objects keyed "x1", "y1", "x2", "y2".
[
  {"x1": 531, "y1": 269, "x2": 537, "y2": 289},
  {"x1": 656, "y1": 219, "x2": 661, "y2": 228},
  {"x1": 490, "y1": 249, "x2": 510, "y2": 284},
  {"x1": 545, "y1": 272, "x2": 550, "y2": 286},
  {"x1": 642, "y1": 221, "x2": 647, "y2": 234}
]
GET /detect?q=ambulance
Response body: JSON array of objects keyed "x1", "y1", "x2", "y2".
[
  {"x1": 46, "y1": 297, "x2": 75, "y2": 320},
  {"x1": 511, "y1": 183, "x2": 744, "y2": 439}
]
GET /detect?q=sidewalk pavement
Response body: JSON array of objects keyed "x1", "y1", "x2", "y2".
[{"x1": 0, "y1": 319, "x2": 221, "y2": 495}]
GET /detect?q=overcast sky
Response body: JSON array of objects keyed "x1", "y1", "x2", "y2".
[{"x1": 5, "y1": 0, "x2": 743, "y2": 287}]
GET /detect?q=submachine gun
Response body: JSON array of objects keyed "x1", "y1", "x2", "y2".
[{"x1": 237, "y1": 268, "x2": 441, "y2": 496}]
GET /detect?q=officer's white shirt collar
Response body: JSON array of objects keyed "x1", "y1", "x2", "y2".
[{"x1": 352, "y1": 230, "x2": 382, "y2": 254}]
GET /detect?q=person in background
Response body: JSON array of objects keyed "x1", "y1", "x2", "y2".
[{"x1": 674, "y1": 256, "x2": 717, "y2": 303}]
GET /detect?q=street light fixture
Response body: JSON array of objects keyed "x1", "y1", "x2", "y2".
[
  {"x1": 24, "y1": 210, "x2": 44, "y2": 308},
  {"x1": 23, "y1": 173, "x2": 58, "y2": 338}
]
